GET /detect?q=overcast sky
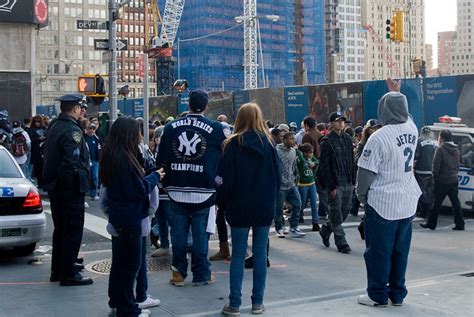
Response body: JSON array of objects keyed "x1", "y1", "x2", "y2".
[{"x1": 425, "y1": 0, "x2": 457, "y2": 68}]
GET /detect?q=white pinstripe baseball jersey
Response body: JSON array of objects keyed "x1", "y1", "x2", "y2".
[{"x1": 358, "y1": 118, "x2": 422, "y2": 220}]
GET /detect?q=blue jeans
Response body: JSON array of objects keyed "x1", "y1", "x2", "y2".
[
  {"x1": 135, "y1": 236, "x2": 148, "y2": 303},
  {"x1": 275, "y1": 187, "x2": 301, "y2": 230},
  {"x1": 89, "y1": 160, "x2": 99, "y2": 198},
  {"x1": 298, "y1": 184, "x2": 318, "y2": 224},
  {"x1": 109, "y1": 226, "x2": 142, "y2": 317},
  {"x1": 229, "y1": 226, "x2": 270, "y2": 308},
  {"x1": 156, "y1": 200, "x2": 172, "y2": 249},
  {"x1": 170, "y1": 201, "x2": 211, "y2": 282},
  {"x1": 364, "y1": 205, "x2": 413, "y2": 305}
]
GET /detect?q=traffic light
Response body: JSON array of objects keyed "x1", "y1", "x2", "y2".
[
  {"x1": 386, "y1": 19, "x2": 391, "y2": 39},
  {"x1": 394, "y1": 10, "x2": 404, "y2": 42},
  {"x1": 77, "y1": 75, "x2": 96, "y2": 94},
  {"x1": 390, "y1": 16, "x2": 397, "y2": 41}
]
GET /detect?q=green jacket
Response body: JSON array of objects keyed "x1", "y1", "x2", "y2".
[{"x1": 296, "y1": 149, "x2": 318, "y2": 185}]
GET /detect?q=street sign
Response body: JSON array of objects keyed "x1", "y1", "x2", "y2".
[
  {"x1": 116, "y1": 39, "x2": 128, "y2": 51},
  {"x1": 94, "y1": 39, "x2": 128, "y2": 51},
  {"x1": 77, "y1": 20, "x2": 108, "y2": 30}
]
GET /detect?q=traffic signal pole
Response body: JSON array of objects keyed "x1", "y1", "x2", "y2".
[{"x1": 108, "y1": 0, "x2": 118, "y2": 128}]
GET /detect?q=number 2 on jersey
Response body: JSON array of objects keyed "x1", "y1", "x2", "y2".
[{"x1": 404, "y1": 147, "x2": 413, "y2": 172}]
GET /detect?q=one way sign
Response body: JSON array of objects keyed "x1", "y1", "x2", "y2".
[{"x1": 94, "y1": 39, "x2": 128, "y2": 51}]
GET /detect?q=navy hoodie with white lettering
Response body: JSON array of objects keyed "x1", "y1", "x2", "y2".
[{"x1": 157, "y1": 113, "x2": 226, "y2": 209}]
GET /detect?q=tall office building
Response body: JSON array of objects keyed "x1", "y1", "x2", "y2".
[
  {"x1": 450, "y1": 0, "x2": 474, "y2": 75},
  {"x1": 176, "y1": 0, "x2": 326, "y2": 91},
  {"x1": 361, "y1": 0, "x2": 425, "y2": 79},
  {"x1": 438, "y1": 31, "x2": 456, "y2": 75},
  {"x1": 425, "y1": 43, "x2": 433, "y2": 75},
  {"x1": 36, "y1": 0, "x2": 109, "y2": 105},
  {"x1": 330, "y1": 0, "x2": 366, "y2": 83}
]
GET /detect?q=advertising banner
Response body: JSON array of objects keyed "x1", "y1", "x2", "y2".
[
  {"x1": 0, "y1": 0, "x2": 48, "y2": 27},
  {"x1": 284, "y1": 86, "x2": 309, "y2": 125},
  {"x1": 232, "y1": 90, "x2": 251, "y2": 114},
  {"x1": 149, "y1": 95, "x2": 178, "y2": 122},
  {"x1": 423, "y1": 77, "x2": 457, "y2": 125},
  {"x1": 177, "y1": 93, "x2": 189, "y2": 115},
  {"x1": 250, "y1": 88, "x2": 285, "y2": 124},
  {"x1": 206, "y1": 91, "x2": 234, "y2": 121}
]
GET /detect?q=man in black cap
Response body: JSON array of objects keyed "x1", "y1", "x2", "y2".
[
  {"x1": 157, "y1": 89, "x2": 226, "y2": 287},
  {"x1": 317, "y1": 112, "x2": 356, "y2": 254},
  {"x1": 43, "y1": 93, "x2": 92, "y2": 286}
]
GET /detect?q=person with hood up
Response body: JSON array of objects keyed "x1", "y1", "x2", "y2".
[
  {"x1": 11, "y1": 120, "x2": 31, "y2": 177},
  {"x1": 218, "y1": 103, "x2": 281, "y2": 316},
  {"x1": 356, "y1": 79, "x2": 421, "y2": 307},
  {"x1": 420, "y1": 129, "x2": 464, "y2": 230}
]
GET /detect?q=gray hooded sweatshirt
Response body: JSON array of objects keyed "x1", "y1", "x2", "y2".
[{"x1": 356, "y1": 92, "x2": 411, "y2": 204}]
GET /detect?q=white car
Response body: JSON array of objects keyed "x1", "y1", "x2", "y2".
[
  {"x1": 422, "y1": 118, "x2": 474, "y2": 212},
  {"x1": 0, "y1": 146, "x2": 46, "y2": 254}
]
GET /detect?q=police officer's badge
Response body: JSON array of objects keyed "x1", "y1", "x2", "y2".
[{"x1": 72, "y1": 131, "x2": 82, "y2": 144}]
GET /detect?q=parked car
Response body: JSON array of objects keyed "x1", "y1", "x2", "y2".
[
  {"x1": 0, "y1": 146, "x2": 46, "y2": 254},
  {"x1": 422, "y1": 116, "x2": 474, "y2": 212}
]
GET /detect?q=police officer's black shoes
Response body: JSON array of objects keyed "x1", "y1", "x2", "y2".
[
  {"x1": 60, "y1": 273, "x2": 93, "y2": 286},
  {"x1": 337, "y1": 244, "x2": 351, "y2": 254},
  {"x1": 50, "y1": 272, "x2": 60, "y2": 283},
  {"x1": 420, "y1": 223, "x2": 435, "y2": 230},
  {"x1": 73, "y1": 262, "x2": 85, "y2": 271}
]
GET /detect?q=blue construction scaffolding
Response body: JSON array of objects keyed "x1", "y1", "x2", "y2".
[{"x1": 171, "y1": 0, "x2": 325, "y2": 91}]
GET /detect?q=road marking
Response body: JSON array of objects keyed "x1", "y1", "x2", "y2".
[{"x1": 43, "y1": 205, "x2": 111, "y2": 240}]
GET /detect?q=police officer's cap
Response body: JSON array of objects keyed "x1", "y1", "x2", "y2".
[{"x1": 57, "y1": 93, "x2": 86, "y2": 106}]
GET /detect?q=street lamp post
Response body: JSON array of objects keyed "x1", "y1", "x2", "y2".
[{"x1": 234, "y1": 14, "x2": 279, "y2": 90}]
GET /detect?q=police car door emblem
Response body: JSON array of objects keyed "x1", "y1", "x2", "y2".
[
  {"x1": 178, "y1": 132, "x2": 201, "y2": 156},
  {"x1": 72, "y1": 131, "x2": 82, "y2": 144}
]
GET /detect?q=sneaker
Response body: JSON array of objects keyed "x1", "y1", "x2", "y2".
[
  {"x1": 357, "y1": 295, "x2": 388, "y2": 307},
  {"x1": 452, "y1": 226, "x2": 465, "y2": 231},
  {"x1": 221, "y1": 304, "x2": 240, "y2": 316},
  {"x1": 251, "y1": 304, "x2": 265, "y2": 314},
  {"x1": 337, "y1": 244, "x2": 351, "y2": 254},
  {"x1": 276, "y1": 229, "x2": 286, "y2": 238},
  {"x1": 108, "y1": 308, "x2": 117, "y2": 316},
  {"x1": 192, "y1": 274, "x2": 216, "y2": 286},
  {"x1": 138, "y1": 309, "x2": 151, "y2": 317},
  {"x1": 138, "y1": 296, "x2": 161, "y2": 309},
  {"x1": 289, "y1": 227, "x2": 306, "y2": 237},
  {"x1": 92, "y1": 196, "x2": 100, "y2": 201},
  {"x1": 151, "y1": 248, "x2": 170, "y2": 257},
  {"x1": 312, "y1": 224, "x2": 320, "y2": 232},
  {"x1": 319, "y1": 231, "x2": 330, "y2": 247},
  {"x1": 170, "y1": 267, "x2": 185, "y2": 287},
  {"x1": 420, "y1": 223, "x2": 435, "y2": 230},
  {"x1": 389, "y1": 299, "x2": 403, "y2": 306},
  {"x1": 84, "y1": 202, "x2": 90, "y2": 208}
]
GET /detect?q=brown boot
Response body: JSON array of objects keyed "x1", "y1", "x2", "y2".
[{"x1": 209, "y1": 242, "x2": 230, "y2": 261}]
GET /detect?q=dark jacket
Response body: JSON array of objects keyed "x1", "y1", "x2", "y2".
[
  {"x1": 414, "y1": 136, "x2": 437, "y2": 175},
  {"x1": 217, "y1": 132, "x2": 281, "y2": 227},
  {"x1": 42, "y1": 113, "x2": 90, "y2": 193},
  {"x1": 432, "y1": 142, "x2": 460, "y2": 184},
  {"x1": 302, "y1": 128, "x2": 322, "y2": 159},
  {"x1": 157, "y1": 113, "x2": 226, "y2": 209},
  {"x1": 317, "y1": 131, "x2": 356, "y2": 191},
  {"x1": 103, "y1": 160, "x2": 160, "y2": 229},
  {"x1": 84, "y1": 134, "x2": 102, "y2": 162}
]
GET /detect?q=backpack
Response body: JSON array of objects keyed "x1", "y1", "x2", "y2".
[{"x1": 11, "y1": 132, "x2": 27, "y2": 157}]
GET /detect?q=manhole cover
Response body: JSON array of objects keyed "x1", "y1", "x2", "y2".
[{"x1": 86, "y1": 257, "x2": 171, "y2": 275}]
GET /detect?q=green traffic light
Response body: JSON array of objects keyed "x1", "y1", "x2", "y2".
[{"x1": 386, "y1": 34, "x2": 390, "y2": 39}]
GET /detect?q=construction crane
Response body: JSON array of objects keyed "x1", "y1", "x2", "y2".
[{"x1": 146, "y1": 0, "x2": 185, "y2": 95}]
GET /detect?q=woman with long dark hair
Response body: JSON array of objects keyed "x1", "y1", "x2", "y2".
[
  {"x1": 29, "y1": 115, "x2": 47, "y2": 188},
  {"x1": 100, "y1": 117, "x2": 164, "y2": 317},
  {"x1": 218, "y1": 103, "x2": 281, "y2": 316}
]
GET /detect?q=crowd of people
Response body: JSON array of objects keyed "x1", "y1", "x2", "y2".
[{"x1": 0, "y1": 78, "x2": 466, "y2": 317}]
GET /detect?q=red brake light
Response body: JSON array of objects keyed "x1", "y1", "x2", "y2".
[{"x1": 22, "y1": 189, "x2": 42, "y2": 209}]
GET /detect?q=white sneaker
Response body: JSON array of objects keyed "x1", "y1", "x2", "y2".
[
  {"x1": 108, "y1": 308, "x2": 116, "y2": 316},
  {"x1": 289, "y1": 227, "x2": 306, "y2": 237},
  {"x1": 84, "y1": 202, "x2": 90, "y2": 208},
  {"x1": 92, "y1": 196, "x2": 100, "y2": 201},
  {"x1": 357, "y1": 295, "x2": 388, "y2": 307},
  {"x1": 276, "y1": 229, "x2": 286, "y2": 238},
  {"x1": 138, "y1": 309, "x2": 151, "y2": 316},
  {"x1": 138, "y1": 296, "x2": 160, "y2": 309},
  {"x1": 151, "y1": 248, "x2": 170, "y2": 257},
  {"x1": 282, "y1": 226, "x2": 289, "y2": 234}
]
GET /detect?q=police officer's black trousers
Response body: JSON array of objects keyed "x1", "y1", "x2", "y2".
[{"x1": 49, "y1": 191, "x2": 85, "y2": 280}]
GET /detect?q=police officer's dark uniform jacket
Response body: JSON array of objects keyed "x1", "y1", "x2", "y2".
[{"x1": 42, "y1": 94, "x2": 91, "y2": 285}]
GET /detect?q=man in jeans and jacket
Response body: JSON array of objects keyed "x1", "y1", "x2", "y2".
[{"x1": 317, "y1": 112, "x2": 355, "y2": 254}]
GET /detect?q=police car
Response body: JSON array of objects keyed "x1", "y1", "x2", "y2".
[
  {"x1": 0, "y1": 145, "x2": 46, "y2": 254},
  {"x1": 422, "y1": 116, "x2": 474, "y2": 212}
]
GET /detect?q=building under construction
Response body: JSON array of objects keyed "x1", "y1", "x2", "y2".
[{"x1": 173, "y1": 0, "x2": 326, "y2": 91}]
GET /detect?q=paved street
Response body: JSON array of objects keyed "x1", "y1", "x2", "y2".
[{"x1": 0, "y1": 197, "x2": 473, "y2": 317}]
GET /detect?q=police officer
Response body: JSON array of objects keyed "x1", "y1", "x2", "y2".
[{"x1": 43, "y1": 93, "x2": 93, "y2": 286}]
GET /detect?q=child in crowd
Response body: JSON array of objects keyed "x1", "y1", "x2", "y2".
[{"x1": 296, "y1": 143, "x2": 320, "y2": 231}]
